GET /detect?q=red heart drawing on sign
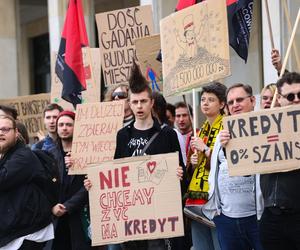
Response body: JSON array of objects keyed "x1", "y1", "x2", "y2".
[{"x1": 147, "y1": 161, "x2": 157, "y2": 174}]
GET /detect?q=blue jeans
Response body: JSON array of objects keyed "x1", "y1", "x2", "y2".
[
  {"x1": 213, "y1": 213, "x2": 263, "y2": 250},
  {"x1": 191, "y1": 220, "x2": 220, "y2": 250}
]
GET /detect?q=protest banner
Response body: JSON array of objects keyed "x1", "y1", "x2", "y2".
[
  {"x1": 96, "y1": 5, "x2": 154, "y2": 86},
  {"x1": 87, "y1": 152, "x2": 184, "y2": 246},
  {"x1": 0, "y1": 93, "x2": 50, "y2": 137},
  {"x1": 160, "y1": 0, "x2": 230, "y2": 97},
  {"x1": 69, "y1": 101, "x2": 124, "y2": 175},
  {"x1": 135, "y1": 34, "x2": 163, "y2": 91},
  {"x1": 50, "y1": 49, "x2": 101, "y2": 110},
  {"x1": 223, "y1": 105, "x2": 300, "y2": 176}
]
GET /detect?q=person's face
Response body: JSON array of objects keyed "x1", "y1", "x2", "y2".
[
  {"x1": 57, "y1": 116, "x2": 74, "y2": 141},
  {"x1": 129, "y1": 90, "x2": 153, "y2": 121},
  {"x1": 201, "y1": 92, "x2": 224, "y2": 118},
  {"x1": 44, "y1": 109, "x2": 60, "y2": 133},
  {"x1": 175, "y1": 107, "x2": 192, "y2": 134},
  {"x1": 260, "y1": 89, "x2": 274, "y2": 109},
  {"x1": 112, "y1": 87, "x2": 132, "y2": 117},
  {"x1": 227, "y1": 87, "x2": 255, "y2": 115},
  {"x1": 278, "y1": 82, "x2": 300, "y2": 107},
  {"x1": 0, "y1": 118, "x2": 18, "y2": 154},
  {"x1": 166, "y1": 110, "x2": 175, "y2": 127}
]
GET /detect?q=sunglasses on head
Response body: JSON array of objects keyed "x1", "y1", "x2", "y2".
[
  {"x1": 112, "y1": 91, "x2": 128, "y2": 100},
  {"x1": 281, "y1": 92, "x2": 300, "y2": 102}
]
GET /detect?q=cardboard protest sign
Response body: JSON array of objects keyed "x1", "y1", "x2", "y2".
[
  {"x1": 223, "y1": 105, "x2": 300, "y2": 176},
  {"x1": 50, "y1": 49, "x2": 101, "y2": 110},
  {"x1": 0, "y1": 93, "x2": 50, "y2": 137},
  {"x1": 69, "y1": 101, "x2": 124, "y2": 174},
  {"x1": 160, "y1": 0, "x2": 230, "y2": 96},
  {"x1": 135, "y1": 34, "x2": 163, "y2": 92},
  {"x1": 87, "y1": 152, "x2": 184, "y2": 246},
  {"x1": 96, "y1": 5, "x2": 154, "y2": 86}
]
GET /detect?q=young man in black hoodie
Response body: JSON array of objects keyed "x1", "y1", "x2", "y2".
[{"x1": 113, "y1": 63, "x2": 186, "y2": 250}]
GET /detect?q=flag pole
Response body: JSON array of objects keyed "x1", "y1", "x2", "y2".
[
  {"x1": 264, "y1": 0, "x2": 275, "y2": 49},
  {"x1": 283, "y1": 0, "x2": 300, "y2": 70},
  {"x1": 86, "y1": 46, "x2": 97, "y2": 98},
  {"x1": 271, "y1": 8, "x2": 300, "y2": 108}
]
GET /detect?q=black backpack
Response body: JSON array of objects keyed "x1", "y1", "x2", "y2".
[{"x1": 32, "y1": 149, "x2": 60, "y2": 207}]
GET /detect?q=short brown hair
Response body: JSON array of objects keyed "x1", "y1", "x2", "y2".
[
  {"x1": 43, "y1": 103, "x2": 63, "y2": 117},
  {"x1": 0, "y1": 115, "x2": 16, "y2": 129},
  {"x1": 226, "y1": 83, "x2": 253, "y2": 100}
]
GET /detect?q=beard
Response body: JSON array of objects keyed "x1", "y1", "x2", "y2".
[{"x1": 0, "y1": 139, "x2": 16, "y2": 155}]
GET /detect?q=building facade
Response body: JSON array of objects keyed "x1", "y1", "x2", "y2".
[{"x1": 0, "y1": 0, "x2": 299, "y2": 104}]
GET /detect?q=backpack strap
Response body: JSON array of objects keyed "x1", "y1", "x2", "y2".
[{"x1": 140, "y1": 124, "x2": 167, "y2": 156}]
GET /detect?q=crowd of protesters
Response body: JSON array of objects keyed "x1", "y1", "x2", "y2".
[{"x1": 1, "y1": 48, "x2": 300, "y2": 250}]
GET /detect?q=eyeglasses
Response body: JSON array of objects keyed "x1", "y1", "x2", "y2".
[
  {"x1": 281, "y1": 92, "x2": 300, "y2": 102},
  {"x1": 227, "y1": 96, "x2": 251, "y2": 106},
  {"x1": 112, "y1": 91, "x2": 128, "y2": 100},
  {"x1": 0, "y1": 127, "x2": 14, "y2": 134}
]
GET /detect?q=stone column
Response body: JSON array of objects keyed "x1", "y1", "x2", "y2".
[
  {"x1": 47, "y1": 0, "x2": 95, "y2": 66},
  {"x1": 0, "y1": 0, "x2": 18, "y2": 98}
]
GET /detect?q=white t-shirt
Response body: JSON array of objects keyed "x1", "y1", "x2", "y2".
[
  {"x1": 0, "y1": 223, "x2": 54, "y2": 250},
  {"x1": 174, "y1": 129, "x2": 190, "y2": 166},
  {"x1": 217, "y1": 148, "x2": 256, "y2": 218}
]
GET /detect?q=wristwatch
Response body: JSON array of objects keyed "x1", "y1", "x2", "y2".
[{"x1": 202, "y1": 145, "x2": 210, "y2": 153}]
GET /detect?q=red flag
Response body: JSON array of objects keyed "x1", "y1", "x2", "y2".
[
  {"x1": 176, "y1": 0, "x2": 196, "y2": 11},
  {"x1": 55, "y1": 0, "x2": 89, "y2": 108}
]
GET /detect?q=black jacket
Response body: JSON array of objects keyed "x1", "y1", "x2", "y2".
[
  {"x1": 261, "y1": 170, "x2": 300, "y2": 210},
  {"x1": 49, "y1": 143, "x2": 91, "y2": 250},
  {"x1": 0, "y1": 140, "x2": 52, "y2": 247}
]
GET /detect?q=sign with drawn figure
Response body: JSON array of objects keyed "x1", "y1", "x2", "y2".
[
  {"x1": 135, "y1": 34, "x2": 163, "y2": 92},
  {"x1": 87, "y1": 152, "x2": 184, "y2": 246},
  {"x1": 223, "y1": 105, "x2": 300, "y2": 176},
  {"x1": 0, "y1": 93, "x2": 50, "y2": 137},
  {"x1": 160, "y1": 0, "x2": 230, "y2": 97},
  {"x1": 50, "y1": 49, "x2": 101, "y2": 110},
  {"x1": 96, "y1": 5, "x2": 154, "y2": 86},
  {"x1": 69, "y1": 101, "x2": 124, "y2": 175}
]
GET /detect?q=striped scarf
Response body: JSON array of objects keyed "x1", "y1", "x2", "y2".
[{"x1": 186, "y1": 114, "x2": 223, "y2": 205}]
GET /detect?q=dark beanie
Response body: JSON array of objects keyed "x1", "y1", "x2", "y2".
[{"x1": 57, "y1": 111, "x2": 75, "y2": 122}]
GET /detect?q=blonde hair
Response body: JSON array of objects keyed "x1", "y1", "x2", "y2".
[{"x1": 260, "y1": 83, "x2": 276, "y2": 96}]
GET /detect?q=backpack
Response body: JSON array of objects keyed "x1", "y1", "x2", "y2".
[{"x1": 32, "y1": 149, "x2": 60, "y2": 207}]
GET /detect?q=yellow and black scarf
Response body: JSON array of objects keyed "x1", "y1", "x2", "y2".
[{"x1": 186, "y1": 114, "x2": 223, "y2": 205}]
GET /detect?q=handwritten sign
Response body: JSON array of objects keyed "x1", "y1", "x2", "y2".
[
  {"x1": 87, "y1": 153, "x2": 184, "y2": 246},
  {"x1": 160, "y1": 0, "x2": 230, "y2": 96},
  {"x1": 135, "y1": 34, "x2": 163, "y2": 92},
  {"x1": 50, "y1": 48, "x2": 101, "y2": 110},
  {"x1": 69, "y1": 101, "x2": 124, "y2": 174},
  {"x1": 0, "y1": 93, "x2": 50, "y2": 137},
  {"x1": 96, "y1": 5, "x2": 154, "y2": 86},
  {"x1": 223, "y1": 105, "x2": 300, "y2": 176}
]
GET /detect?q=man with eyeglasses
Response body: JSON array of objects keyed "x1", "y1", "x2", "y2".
[
  {"x1": 259, "y1": 72, "x2": 300, "y2": 250},
  {"x1": 0, "y1": 115, "x2": 53, "y2": 249},
  {"x1": 207, "y1": 83, "x2": 264, "y2": 250}
]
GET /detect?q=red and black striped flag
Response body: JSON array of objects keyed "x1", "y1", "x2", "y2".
[
  {"x1": 55, "y1": 0, "x2": 88, "y2": 108},
  {"x1": 175, "y1": 0, "x2": 253, "y2": 62}
]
